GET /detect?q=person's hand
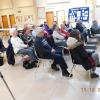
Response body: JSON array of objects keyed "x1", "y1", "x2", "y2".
[
  {"x1": 51, "y1": 48, "x2": 56, "y2": 53},
  {"x1": 25, "y1": 45, "x2": 29, "y2": 48}
]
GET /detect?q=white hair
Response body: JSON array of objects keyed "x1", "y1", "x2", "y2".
[
  {"x1": 35, "y1": 27, "x2": 44, "y2": 34},
  {"x1": 9, "y1": 28, "x2": 17, "y2": 35}
]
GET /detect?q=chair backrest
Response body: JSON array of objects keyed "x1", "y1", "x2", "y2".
[{"x1": 68, "y1": 48, "x2": 82, "y2": 65}]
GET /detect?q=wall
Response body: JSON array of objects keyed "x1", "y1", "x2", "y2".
[
  {"x1": 95, "y1": 0, "x2": 100, "y2": 24},
  {"x1": 0, "y1": 0, "x2": 37, "y2": 28},
  {"x1": 0, "y1": 0, "x2": 97, "y2": 28},
  {"x1": 36, "y1": 0, "x2": 95, "y2": 28}
]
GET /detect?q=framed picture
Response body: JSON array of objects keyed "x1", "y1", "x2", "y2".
[
  {"x1": 37, "y1": 7, "x2": 45, "y2": 19},
  {"x1": 16, "y1": 16, "x2": 22, "y2": 23}
]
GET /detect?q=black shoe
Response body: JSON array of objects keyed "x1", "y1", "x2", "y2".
[
  {"x1": 91, "y1": 73, "x2": 99, "y2": 78},
  {"x1": 97, "y1": 64, "x2": 100, "y2": 67},
  {"x1": 51, "y1": 64, "x2": 59, "y2": 71},
  {"x1": 62, "y1": 72, "x2": 73, "y2": 77}
]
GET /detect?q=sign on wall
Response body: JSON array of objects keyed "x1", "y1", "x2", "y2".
[{"x1": 68, "y1": 7, "x2": 89, "y2": 22}]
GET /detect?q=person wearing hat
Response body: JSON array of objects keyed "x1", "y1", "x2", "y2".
[{"x1": 34, "y1": 27, "x2": 73, "y2": 77}]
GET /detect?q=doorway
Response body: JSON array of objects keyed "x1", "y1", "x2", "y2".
[
  {"x1": 46, "y1": 11, "x2": 54, "y2": 28},
  {"x1": 2, "y1": 15, "x2": 9, "y2": 28},
  {"x1": 9, "y1": 15, "x2": 16, "y2": 28}
]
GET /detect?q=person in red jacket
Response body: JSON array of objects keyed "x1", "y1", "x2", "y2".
[{"x1": 59, "y1": 24, "x2": 70, "y2": 39}]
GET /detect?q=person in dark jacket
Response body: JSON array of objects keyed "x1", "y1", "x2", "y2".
[
  {"x1": 6, "y1": 39, "x2": 15, "y2": 65},
  {"x1": 67, "y1": 29, "x2": 100, "y2": 78},
  {"x1": 34, "y1": 27, "x2": 72, "y2": 77},
  {"x1": 0, "y1": 38, "x2": 6, "y2": 52},
  {"x1": 91, "y1": 20, "x2": 100, "y2": 35},
  {"x1": 76, "y1": 20, "x2": 88, "y2": 42}
]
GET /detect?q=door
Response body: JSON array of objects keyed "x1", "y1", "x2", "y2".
[
  {"x1": 9, "y1": 15, "x2": 16, "y2": 27},
  {"x1": 46, "y1": 11, "x2": 54, "y2": 28},
  {"x1": 2, "y1": 15, "x2": 9, "y2": 28}
]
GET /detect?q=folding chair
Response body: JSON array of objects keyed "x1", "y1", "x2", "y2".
[
  {"x1": 68, "y1": 49, "x2": 90, "y2": 79},
  {"x1": 34, "y1": 47, "x2": 53, "y2": 70}
]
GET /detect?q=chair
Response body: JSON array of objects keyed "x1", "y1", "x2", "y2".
[
  {"x1": 68, "y1": 49, "x2": 90, "y2": 79},
  {"x1": 34, "y1": 47, "x2": 53, "y2": 70},
  {"x1": 33, "y1": 47, "x2": 53, "y2": 80}
]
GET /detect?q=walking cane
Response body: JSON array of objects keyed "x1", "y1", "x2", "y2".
[{"x1": 0, "y1": 72, "x2": 16, "y2": 100}]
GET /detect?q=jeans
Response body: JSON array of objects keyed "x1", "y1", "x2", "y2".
[
  {"x1": 44, "y1": 51, "x2": 68, "y2": 73},
  {"x1": 92, "y1": 53, "x2": 100, "y2": 67},
  {"x1": 18, "y1": 47, "x2": 37, "y2": 61}
]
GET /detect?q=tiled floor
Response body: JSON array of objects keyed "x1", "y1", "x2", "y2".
[{"x1": 0, "y1": 36, "x2": 100, "y2": 100}]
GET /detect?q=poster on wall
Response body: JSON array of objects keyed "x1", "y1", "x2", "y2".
[
  {"x1": 38, "y1": 7, "x2": 45, "y2": 19},
  {"x1": 68, "y1": 7, "x2": 89, "y2": 22},
  {"x1": 16, "y1": 16, "x2": 23, "y2": 23},
  {"x1": 24, "y1": 15, "x2": 33, "y2": 25}
]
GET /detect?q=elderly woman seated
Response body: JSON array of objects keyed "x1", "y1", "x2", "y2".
[
  {"x1": 67, "y1": 29, "x2": 100, "y2": 78},
  {"x1": 52, "y1": 26, "x2": 67, "y2": 47},
  {"x1": 10, "y1": 28, "x2": 37, "y2": 63}
]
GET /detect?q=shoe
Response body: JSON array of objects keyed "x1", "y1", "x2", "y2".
[
  {"x1": 51, "y1": 64, "x2": 59, "y2": 71},
  {"x1": 97, "y1": 64, "x2": 100, "y2": 67},
  {"x1": 62, "y1": 72, "x2": 73, "y2": 77},
  {"x1": 90, "y1": 73, "x2": 99, "y2": 78}
]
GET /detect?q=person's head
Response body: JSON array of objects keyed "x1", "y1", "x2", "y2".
[
  {"x1": 60, "y1": 24, "x2": 65, "y2": 29},
  {"x1": 10, "y1": 28, "x2": 18, "y2": 37},
  {"x1": 63, "y1": 21, "x2": 66, "y2": 24},
  {"x1": 36, "y1": 27, "x2": 46, "y2": 37},
  {"x1": 54, "y1": 26, "x2": 60, "y2": 32},
  {"x1": 44, "y1": 21, "x2": 47, "y2": 25},
  {"x1": 77, "y1": 20, "x2": 82, "y2": 24},
  {"x1": 67, "y1": 20, "x2": 70, "y2": 24},
  {"x1": 92, "y1": 20, "x2": 98, "y2": 26},
  {"x1": 70, "y1": 29, "x2": 81, "y2": 41},
  {"x1": 32, "y1": 25, "x2": 36, "y2": 29},
  {"x1": 22, "y1": 27, "x2": 31, "y2": 35},
  {"x1": 53, "y1": 21, "x2": 57, "y2": 25}
]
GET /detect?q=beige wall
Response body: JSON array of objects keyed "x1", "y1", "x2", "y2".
[
  {"x1": 0, "y1": 0, "x2": 37, "y2": 28},
  {"x1": 0, "y1": 0, "x2": 98, "y2": 28},
  {"x1": 36, "y1": 0, "x2": 96, "y2": 28}
]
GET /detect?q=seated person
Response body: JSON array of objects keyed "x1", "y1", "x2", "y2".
[
  {"x1": 10, "y1": 29, "x2": 37, "y2": 63},
  {"x1": 91, "y1": 20, "x2": 100, "y2": 35},
  {"x1": 52, "y1": 26, "x2": 67, "y2": 47},
  {"x1": 0, "y1": 38, "x2": 6, "y2": 52},
  {"x1": 21, "y1": 27, "x2": 35, "y2": 47},
  {"x1": 76, "y1": 20, "x2": 88, "y2": 42},
  {"x1": 34, "y1": 27, "x2": 72, "y2": 77},
  {"x1": 32, "y1": 25, "x2": 37, "y2": 38},
  {"x1": 59, "y1": 24, "x2": 70, "y2": 39},
  {"x1": 67, "y1": 29, "x2": 100, "y2": 78}
]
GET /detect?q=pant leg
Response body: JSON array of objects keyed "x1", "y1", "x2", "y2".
[
  {"x1": 92, "y1": 53, "x2": 100, "y2": 67},
  {"x1": 47, "y1": 53, "x2": 68, "y2": 73},
  {"x1": 18, "y1": 47, "x2": 36, "y2": 61}
]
